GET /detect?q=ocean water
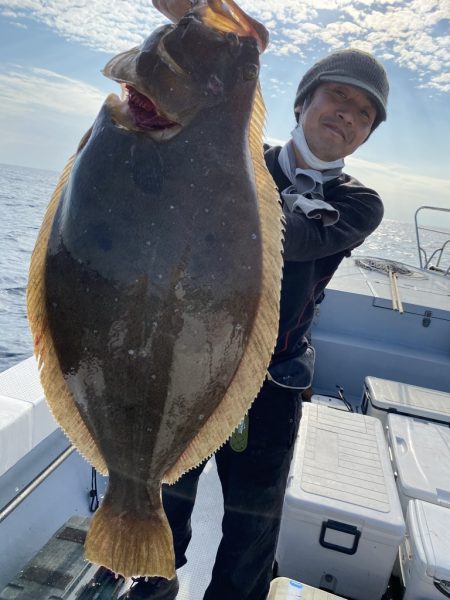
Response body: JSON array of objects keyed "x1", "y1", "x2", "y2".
[
  {"x1": 0, "y1": 162, "x2": 443, "y2": 374},
  {"x1": 0, "y1": 164, "x2": 58, "y2": 373}
]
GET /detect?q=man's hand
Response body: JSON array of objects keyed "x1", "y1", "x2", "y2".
[{"x1": 152, "y1": 0, "x2": 194, "y2": 22}]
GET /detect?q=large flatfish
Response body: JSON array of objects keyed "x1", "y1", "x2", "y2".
[{"x1": 27, "y1": 0, "x2": 283, "y2": 579}]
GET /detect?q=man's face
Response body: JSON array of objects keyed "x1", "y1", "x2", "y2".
[{"x1": 295, "y1": 82, "x2": 377, "y2": 162}]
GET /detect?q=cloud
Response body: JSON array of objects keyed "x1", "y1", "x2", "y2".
[
  {"x1": 0, "y1": 65, "x2": 105, "y2": 117},
  {"x1": 10, "y1": 19, "x2": 27, "y2": 28},
  {"x1": 1, "y1": 0, "x2": 448, "y2": 93},
  {"x1": 263, "y1": 142, "x2": 450, "y2": 215},
  {"x1": 347, "y1": 155, "x2": 450, "y2": 192},
  {"x1": 0, "y1": 65, "x2": 109, "y2": 170},
  {"x1": 264, "y1": 136, "x2": 450, "y2": 224},
  {"x1": 346, "y1": 155, "x2": 450, "y2": 222},
  {"x1": 0, "y1": 1, "x2": 165, "y2": 53}
]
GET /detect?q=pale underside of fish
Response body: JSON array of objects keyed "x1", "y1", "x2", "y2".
[{"x1": 27, "y1": 0, "x2": 283, "y2": 579}]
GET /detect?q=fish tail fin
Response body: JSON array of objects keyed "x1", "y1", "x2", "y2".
[{"x1": 85, "y1": 501, "x2": 175, "y2": 579}]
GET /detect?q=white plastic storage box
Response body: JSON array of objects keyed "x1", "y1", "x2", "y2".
[
  {"x1": 0, "y1": 394, "x2": 33, "y2": 477},
  {"x1": 267, "y1": 577, "x2": 345, "y2": 600},
  {"x1": 0, "y1": 357, "x2": 58, "y2": 477},
  {"x1": 363, "y1": 376, "x2": 450, "y2": 427},
  {"x1": 0, "y1": 357, "x2": 58, "y2": 450},
  {"x1": 400, "y1": 499, "x2": 450, "y2": 600},
  {"x1": 311, "y1": 395, "x2": 353, "y2": 413},
  {"x1": 387, "y1": 413, "x2": 450, "y2": 515},
  {"x1": 276, "y1": 404, "x2": 405, "y2": 600}
]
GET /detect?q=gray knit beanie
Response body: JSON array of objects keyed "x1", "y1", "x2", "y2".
[{"x1": 294, "y1": 48, "x2": 389, "y2": 131}]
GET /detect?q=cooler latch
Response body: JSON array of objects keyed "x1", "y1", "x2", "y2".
[{"x1": 319, "y1": 519, "x2": 361, "y2": 555}]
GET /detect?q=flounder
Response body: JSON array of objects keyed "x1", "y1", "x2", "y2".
[{"x1": 27, "y1": 0, "x2": 283, "y2": 579}]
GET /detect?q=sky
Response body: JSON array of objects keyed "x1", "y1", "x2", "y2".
[{"x1": 0, "y1": 0, "x2": 449, "y2": 224}]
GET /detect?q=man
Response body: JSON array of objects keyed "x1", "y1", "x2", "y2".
[{"x1": 121, "y1": 4, "x2": 389, "y2": 599}]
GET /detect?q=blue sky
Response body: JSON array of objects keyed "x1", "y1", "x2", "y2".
[{"x1": 0, "y1": 0, "x2": 449, "y2": 222}]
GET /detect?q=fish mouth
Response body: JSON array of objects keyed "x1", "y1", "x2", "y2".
[
  {"x1": 106, "y1": 83, "x2": 183, "y2": 141},
  {"x1": 125, "y1": 85, "x2": 180, "y2": 132}
]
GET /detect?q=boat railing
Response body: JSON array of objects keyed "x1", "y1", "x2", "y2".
[
  {"x1": 414, "y1": 205, "x2": 450, "y2": 275},
  {"x1": 0, "y1": 445, "x2": 75, "y2": 524}
]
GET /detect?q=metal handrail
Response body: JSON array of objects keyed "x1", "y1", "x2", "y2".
[
  {"x1": 426, "y1": 240, "x2": 450, "y2": 271},
  {"x1": 0, "y1": 445, "x2": 75, "y2": 523},
  {"x1": 414, "y1": 206, "x2": 450, "y2": 274}
]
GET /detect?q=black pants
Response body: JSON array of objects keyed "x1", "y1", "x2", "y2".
[{"x1": 162, "y1": 380, "x2": 302, "y2": 600}]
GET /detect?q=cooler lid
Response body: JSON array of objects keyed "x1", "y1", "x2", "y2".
[
  {"x1": 408, "y1": 499, "x2": 450, "y2": 581},
  {"x1": 286, "y1": 405, "x2": 405, "y2": 540},
  {"x1": 388, "y1": 414, "x2": 450, "y2": 507},
  {"x1": 365, "y1": 377, "x2": 450, "y2": 422}
]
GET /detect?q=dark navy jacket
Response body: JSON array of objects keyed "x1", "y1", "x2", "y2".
[{"x1": 264, "y1": 145, "x2": 384, "y2": 389}]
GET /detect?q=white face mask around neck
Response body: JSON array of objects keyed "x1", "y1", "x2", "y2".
[{"x1": 291, "y1": 121, "x2": 345, "y2": 171}]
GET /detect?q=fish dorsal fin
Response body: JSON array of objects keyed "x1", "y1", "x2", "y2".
[
  {"x1": 27, "y1": 146, "x2": 108, "y2": 476},
  {"x1": 198, "y1": 0, "x2": 269, "y2": 51},
  {"x1": 163, "y1": 83, "x2": 283, "y2": 483}
]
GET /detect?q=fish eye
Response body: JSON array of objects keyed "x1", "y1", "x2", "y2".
[
  {"x1": 243, "y1": 63, "x2": 258, "y2": 80},
  {"x1": 225, "y1": 32, "x2": 239, "y2": 46},
  {"x1": 178, "y1": 14, "x2": 199, "y2": 27}
]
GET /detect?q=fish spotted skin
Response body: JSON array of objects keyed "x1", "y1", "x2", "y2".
[
  {"x1": 45, "y1": 93, "x2": 263, "y2": 487},
  {"x1": 28, "y1": 0, "x2": 283, "y2": 579}
]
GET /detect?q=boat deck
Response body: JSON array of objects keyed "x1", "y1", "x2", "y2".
[
  {"x1": 328, "y1": 256, "x2": 450, "y2": 314},
  {"x1": 311, "y1": 256, "x2": 450, "y2": 403},
  {"x1": 0, "y1": 356, "x2": 225, "y2": 598}
]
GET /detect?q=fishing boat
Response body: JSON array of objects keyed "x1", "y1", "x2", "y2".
[{"x1": 0, "y1": 206, "x2": 449, "y2": 600}]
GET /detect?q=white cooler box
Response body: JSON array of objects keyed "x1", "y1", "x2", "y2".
[
  {"x1": 267, "y1": 577, "x2": 345, "y2": 600},
  {"x1": 311, "y1": 394, "x2": 353, "y2": 413},
  {"x1": 363, "y1": 377, "x2": 450, "y2": 427},
  {"x1": 276, "y1": 404, "x2": 405, "y2": 600},
  {"x1": 0, "y1": 357, "x2": 58, "y2": 477},
  {"x1": 387, "y1": 413, "x2": 450, "y2": 515},
  {"x1": 400, "y1": 499, "x2": 450, "y2": 600}
]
